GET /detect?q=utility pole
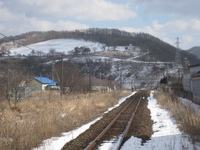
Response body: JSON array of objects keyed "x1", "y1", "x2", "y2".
[
  {"x1": 89, "y1": 72, "x2": 92, "y2": 93},
  {"x1": 52, "y1": 62, "x2": 55, "y2": 81},
  {"x1": 60, "y1": 55, "x2": 64, "y2": 100},
  {"x1": 100, "y1": 73, "x2": 102, "y2": 87}
]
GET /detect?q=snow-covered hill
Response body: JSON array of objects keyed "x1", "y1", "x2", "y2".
[
  {"x1": 9, "y1": 39, "x2": 177, "y2": 89},
  {"x1": 2, "y1": 28, "x2": 199, "y2": 64},
  {"x1": 9, "y1": 39, "x2": 143, "y2": 58},
  {"x1": 10, "y1": 39, "x2": 105, "y2": 56}
]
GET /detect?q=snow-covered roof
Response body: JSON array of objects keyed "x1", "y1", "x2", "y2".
[{"x1": 34, "y1": 77, "x2": 56, "y2": 85}]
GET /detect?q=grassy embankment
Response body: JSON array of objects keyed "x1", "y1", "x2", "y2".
[
  {"x1": 0, "y1": 90, "x2": 131, "y2": 150},
  {"x1": 155, "y1": 91, "x2": 200, "y2": 143}
]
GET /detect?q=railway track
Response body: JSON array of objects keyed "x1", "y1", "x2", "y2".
[{"x1": 62, "y1": 90, "x2": 146, "y2": 150}]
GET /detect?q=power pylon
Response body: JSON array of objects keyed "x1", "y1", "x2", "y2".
[
  {"x1": 175, "y1": 37, "x2": 183, "y2": 79},
  {"x1": 175, "y1": 37, "x2": 181, "y2": 66}
]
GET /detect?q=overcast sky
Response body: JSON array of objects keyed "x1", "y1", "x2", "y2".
[{"x1": 0, "y1": 0, "x2": 200, "y2": 49}]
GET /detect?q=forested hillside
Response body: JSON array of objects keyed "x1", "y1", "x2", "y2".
[
  {"x1": 0, "y1": 28, "x2": 199, "y2": 64},
  {"x1": 188, "y1": 46, "x2": 200, "y2": 59}
]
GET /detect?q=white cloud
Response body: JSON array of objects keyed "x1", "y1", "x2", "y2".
[
  {"x1": 0, "y1": 4, "x2": 15, "y2": 21},
  {"x1": 120, "y1": 27, "x2": 141, "y2": 33},
  {"x1": 0, "y1": 0, "x2": 136, "y2": 36},
  {"x1": 162, "y1": 37, "x2": 173, "y2": 45},
  {"x1": 0, "y1": 24, "x2": 4, "y2": 31},
  {"x1": 133, "y1": 0, "x2": 200, "y2": 19},
  {"x1": 180, "y1": 35, "x2": 200, "y2": 49},
  {"x1": 0, "y1": 0, "x2": 93, "y2": 36},
  {"x1": 191, "y1": 19, "x2": 200, "y2": 31},
  {"x1": 122, "y1": 18, "x2": 200, "y2": 49},
  {"x1": 3, "y1": 0, "x2": 136, "y2": 21},
  {"x1": 0, "y1": 14, "x2": 89, "y2": 36},
  {"x1": 143, "y1": 25, "x2": 158, "y2": 36},
  {"x1": 54, "y1": 20, "x2": 89, "y2": 31},
  {"x1": 151, "y1": 20, "x2": 189, "y2": 35},
  {"x1": 182, "y1": 35, "x2": 194, "y2": 43}
]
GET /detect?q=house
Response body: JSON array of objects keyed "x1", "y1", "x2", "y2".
[
  {"x1": 182, "y1": 64, "x2": 200, "y2": 92},
  {"x1": 91, "y1": 86, "x2": 111, "y2": 91},
  {"x1": 182, "y1": 64, "x2": 200, "y2": 104},
  {"x1": 27, "y1": 77, "x2": 59, "y2": 91},
  {"x1": 191, "y1": 72, "x2": 200, "y2": 104}
]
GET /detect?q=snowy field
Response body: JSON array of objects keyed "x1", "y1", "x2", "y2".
[
  {"x1": 9, "y1": 39, "x2": 141, "y2": 57},
  {"x1": 9, "y1": 39, "x2": 174, "y2": 66},
  {"x1": 33, "y1": 91, "x2": 200, "y2": 150},
  {"x1": 10, "y1": 39, "x2": 104, "y2": 56}
]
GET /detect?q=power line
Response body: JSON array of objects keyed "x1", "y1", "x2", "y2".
[{"x1": 0, "y1": 32, "x2": 39, "y2": 52}]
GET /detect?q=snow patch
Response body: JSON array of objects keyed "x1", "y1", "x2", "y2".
[
  {"x1": 32, "y1": 118, "x2": 102, "y2": 150},
  {"x1": 10, "y1": 39, "x2": 104, "y2": 56},
  {"x1": 121, "y1": 91, "x2": 200, "y2": 150},
  {"x1": 178, "y1": 97, "x2": 200, "y2": 115}
]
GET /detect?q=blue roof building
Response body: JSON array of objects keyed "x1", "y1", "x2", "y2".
[
  {"x1": 34, "y1": 77, "x2": 57, "y2": 85},
  {"x1": 28, "y1": 77, "x2": 59, "y2": 91}
]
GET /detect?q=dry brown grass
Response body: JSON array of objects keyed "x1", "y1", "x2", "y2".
[
  {"x1": 0, "y1": 90, "x2": 131, "y2": 150},
  {"x1": 154, "y1": 91, "x2": 200, "y2": 143}
]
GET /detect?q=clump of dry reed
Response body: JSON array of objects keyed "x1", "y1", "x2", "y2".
[
  {"x1": 154, "y1": 91, "x2": 200, "y2": 143},
  {"x1": 0, "y1": 90, "x2": 131, "y2": 150}
]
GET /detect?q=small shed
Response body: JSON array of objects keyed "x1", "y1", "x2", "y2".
[
  {"x1": 91, "y1": 86, "x2": 111, "y2": 91},
  {"x1": 27, "y1": 77, "x2": 58, "y2": 91}
]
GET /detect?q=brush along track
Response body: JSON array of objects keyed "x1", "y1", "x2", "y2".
[{"x1": 62, "y1": 90, "x2": 146, "y2": 150}]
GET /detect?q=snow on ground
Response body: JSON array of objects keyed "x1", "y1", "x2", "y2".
[
  {"x1": 121, "y1": 91, "x2": 200, "y2": 150},
  {"x1": 105, "y1": 46, "x2": 126, "y2": 51},
  {"x1": 33, "y1": 91, "x2": 200, "y2": 150},
  {"x1": 10, "y1": 39, "x2": 104, "y2": 56},
  {"x1": 63, "y1": 55, "x2": 173, "y2": 65},
  {"x1": 65, "y1": 55, "x2": 122, "y2": 63},
  {"x1": 33, "y1": 92, "x2": 136, "y2": 150},
  {"x1": 178, "y1": 97, "x2": 200, "y2": 115},
  {"x1": 10, "y1": 38, "x2": 174, "y2": 67}
]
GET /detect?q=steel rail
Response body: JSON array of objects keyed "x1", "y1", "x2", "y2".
[
  {"x1": 84, "y1": 90, "x2": 145, "y2": 150},
  {"x1": 116, "y1": 91, "x2": 145, "y2": 150}
]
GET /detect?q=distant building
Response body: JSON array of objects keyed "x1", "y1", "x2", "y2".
[
  {"x1": 128, "y1": 44, "x2": 134, "y2": 51},
  {"x1": 191, "y1": 72, "x2": 200, "y2": 104},
  {"x1": 91, "y1": 86, "x2": 111, "y2": 91},
  {"x1": 182, "y1": 64, "x2": 200, "y2": 92},
  {"x1": 127, "y1": 44, "x2": 141, "y2": 56},
  {"x1": 27, "y1": 77, "x2": 59, "y2": 91},
  {"x1": 182, "y1": 64, "x2": 200, "y2": 104}
]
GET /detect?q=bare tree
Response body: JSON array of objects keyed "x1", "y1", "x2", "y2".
[
  {"x1": 48, "y1": 48, "x2": 56, "y2": 56},
  {"x1": 55, "y1": 63, "x2": 88, "y2": 93},
  {"x1": 0, "y1": 45, "x2": 10, "y2": 56},
  {"x1": 0, "y1": 68, "x2": 30, "y2": 106}
]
